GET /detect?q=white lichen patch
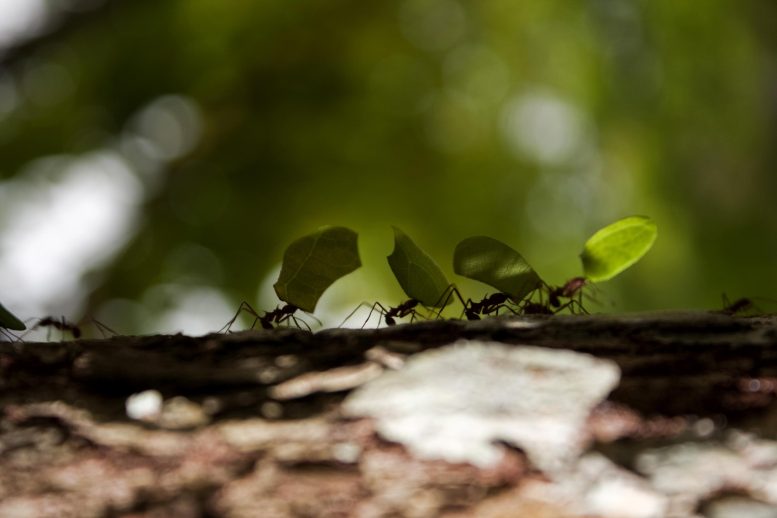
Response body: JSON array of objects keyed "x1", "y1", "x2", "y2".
[
  {"x1": 126, "y1": 390, "x2": 163, "y2": 422},
  {"x1": 343, "y1": 340, "x2": 620, "y2": 472}
]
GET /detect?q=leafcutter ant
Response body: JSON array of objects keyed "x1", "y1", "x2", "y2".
[
  {"x1": 382, "y1": 299, "x2": 421, "y2": 326},
  {"x1": 451, "y1": 291, "x2": 518, "y2": 321},
  {"x1": 434, "y1": 285, "x2": 526, "y2": 321},
  {"x1": 340, "y1": 299, "x2": 423, "y2": 328},
  {"x1": 718, "y1": 295, "x2": 777, "y2": 316},
  {"x1": 720, "y1": 297, "x2": 753, "y2": 316},
  {"x1": 34, "y1": 316, "x2": 82, "y2": 340},
  {"x1": 463, "y1": 292, "x2": 512, "y2": 320},
  {"x1": 221, "y1": 302, "x2": 319, "y2": 333}
]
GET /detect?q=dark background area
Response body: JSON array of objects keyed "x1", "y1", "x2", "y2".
[{"x1": 1, "y1": 0, "x2": 776, "y2": 335}]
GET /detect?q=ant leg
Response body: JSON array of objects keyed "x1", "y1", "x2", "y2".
[
  {"x1": 432, "y1": 285, "x2": 469, "y2": 320},
  {"x1": 219, "y1": 302, "x2": 262, "y2": 333},
  {"x1": 488, "y1": 302, "x2": 519, "y2": 317},
  {"x1": 339, "y1": 302, "x2": 385, "y2": 328},
  {"x1": 281, "y1": 314, "x2": 312, "y2": 332},
  {"x1": 339, "y1": 302, "x2": 368, "y2": 328},
  {"x1": 90, "y1": 318, "x2": 118, "y2": 338},
  {"x1": 59, "y1": 317, "x2": 67, "y2": 341},
  {"x1": 364, "y1": 302, "x2": 392, "y2": 329},
  {"x1": 303, "y1": 312, "x2": 322, "y2": 328},
  {"x1": 1, "y1": 328, "x2": 21, "y2": 342},
  {"x1": 552, "y1": 298, "x2": 588, "y2": 315}
]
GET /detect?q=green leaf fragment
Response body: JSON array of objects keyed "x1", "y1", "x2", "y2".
[
  {"x1": 580, "y1": 215, "x2": 657, "y2": 282},
  {"x1": 0, "y1": 302, "x2": 25, "y2": 330},
  {"x1": 387, "y1": 226, "x2": 451, "y2": 308},
  {"x1": 273, "y1": 226, "x2": 361, "y2": 313},
  {"x1": 453, "y1": 236, "x2": 542, "y2": 302}
]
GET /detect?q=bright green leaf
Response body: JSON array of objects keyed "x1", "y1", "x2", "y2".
[
  {"x1": 0, "y1": 302, "x2": 25, "y2": 331},
  {"x1": 273, "y1": 226, "x2": 361, "y2": 313},
  {"x1": 387, "y1": 226, "x2": 451, "y2": 308},
  {"x1": 580, "y1": 216, "x2": 657, "y2": 282},
  {"x1": 453, "y1": 236, "x2": 542, "y2": 302}
]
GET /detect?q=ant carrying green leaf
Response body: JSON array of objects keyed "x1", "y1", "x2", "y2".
[
  {"x1": 452, "y1": 236, "x2": 542, "y2": 319},
  {"x1": 342, "y1": 227, "x2": 453, "y2": 328},
  {"x1": 222, "y1": 226, "x2": 361, "y2": 332},
  {"x1": 527, "y1": 216, "x2": 657, "y2": 315},
  {"x1": 342, "y1": 298, "x2": 421, "y2": 328},
  {"x1": 220, "y1": 301, "x2": 319, "y2": 332}
]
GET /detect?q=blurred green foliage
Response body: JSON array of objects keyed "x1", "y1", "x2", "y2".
[{"x1": 1, "y1": 0, "x2": 777, "y2": 331}]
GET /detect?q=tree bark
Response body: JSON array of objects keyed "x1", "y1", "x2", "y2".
[{"x1": 2, "y1": 312, "x2": 777, "y2": 517}]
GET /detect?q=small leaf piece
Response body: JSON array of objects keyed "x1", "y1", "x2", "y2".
[
  {"x1": 0, "y1": 302, "x2": 25, "y2": 330},
  {"x1": 274, "y1": 226, "x2": 361, "y2": 313},
  {"x1": 387, "y1": 227, "x2": 451, "y2": 308},
  {"x1": 580, "y1": 216, "x2": 657, "y2": 282},
  {"x1": 453, "y1": 236, "x2": 542, "y2": 302}
]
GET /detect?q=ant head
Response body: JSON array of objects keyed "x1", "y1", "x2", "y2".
[{"x1": 385, "y1": 315, "x2": 396, "y2": 326}]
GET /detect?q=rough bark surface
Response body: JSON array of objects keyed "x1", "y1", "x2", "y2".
[{"x1": 2, "y1": 312, "x2": 777, "y2": 517}]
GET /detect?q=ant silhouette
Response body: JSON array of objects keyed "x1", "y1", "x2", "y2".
[
  {"x1": 462, "y1": 292, "x2": 513, "y2": 320},
  {"x1": 33, "y1": 316, "x2": 82, "y2": 340},
  {"x1": 18, "y1": 316, "x2": 117, "y2": 341},
  {"x1": 718, "y1": 295, "x2": 777, "y2": 316},
  {"x1": 340, "y1": 299, "x2": 422, "y2": 328},
  {"x1": 720, "y1": 297, "x2": 753, "y2": 315},
  {"x1": 342, "y1": 285, "x2": 472, "y2": 328},
  {"x1": 379, "y1": 299, "x2": 421, "y2": 326},
  {"x1": 221, "y1": 302, "x2": 319, "y2": 333},
  {"x1": 437, "y1": 287, "x2": 517, "y2": 321}
]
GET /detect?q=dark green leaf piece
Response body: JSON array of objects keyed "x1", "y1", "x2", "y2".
[
  {"x1": 453, "y1": 236, "x2": 542, "y2": 302},
  {"x1": 580, "y1": 215, "x2": 657, "y2": 282},
  {"x1": 387, "y1": 226, "x2": 451, "y2": 308},
  {"x1": 274, "y1": 226, "x2": 361, "y2": 313},
  {"x1": 0, "y1": 302, "x2": 25, "y2": 330}
]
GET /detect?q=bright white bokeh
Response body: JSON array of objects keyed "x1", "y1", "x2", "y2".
[
  {"x1": 145, "y1": 285, "x2": 235, "y2": 336},
  {"x1": 0, "y1": 95, "x2": 205, "y2": 336},
  {"x1": 0, "y1": 152, "x2": 143, "y2": 318},
  {"x1": 501, "y1": 90, "x2": 587, "y2": 166},
  {"x1": 0, "y1": 0, "x2": 48, "y2": 51}
]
